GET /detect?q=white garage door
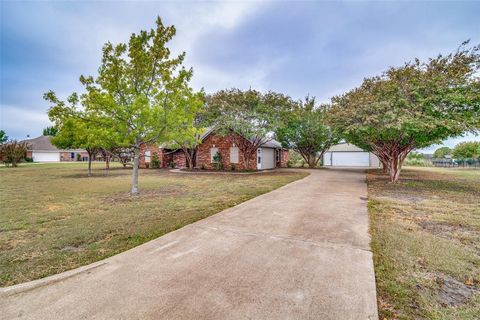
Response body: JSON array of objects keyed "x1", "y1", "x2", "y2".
[
  {"x1": 331, "y1": 152, "x2": 370, "y2": 167},
  {"x1": 32, "y1": 152, "x2": 60, "y2": 162},
  {"x1": 259, "y1": 148, "x2": 275, "y2": 169}
]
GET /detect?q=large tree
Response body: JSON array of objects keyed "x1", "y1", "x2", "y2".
[
  {"x1": 46, "y1": 96, "x2": 117, "y2": 176},
  {"x1": 167, "y1": 91, "x2": 205, "y2": 169},
  {"x1": 433, "y1": 146, "x2": 452, "y2": 159},
  {"x1": 329, "y1": 42, "x2": 480, "y2": 182},
  {"x1": 45, "y1": 18, "x2": 196, "y2": 194},
  {"x1": 452, "y1": 141, "x2": 480, "y2": 159},
  {"x1": 275, "y1": 96, "x2": 339, "y2": 168},
  {"x1": 205, "y1": 89, "x2": 286, "y2": 169}
]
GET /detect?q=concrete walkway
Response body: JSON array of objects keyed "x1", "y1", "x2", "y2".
[{"x1": 0, "y1": 169, "x2": 378, "y2": 320}]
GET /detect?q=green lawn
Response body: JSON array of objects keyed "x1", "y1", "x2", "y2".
[
  {"x1": 0, "y1": 163, "x2": 307, "y2": 286},
  {"x1": 368, "y1": 167, "x2": 480, "y2": 320}
]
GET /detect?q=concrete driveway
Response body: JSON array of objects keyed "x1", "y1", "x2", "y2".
[{"x1": 0, "y1": 169, "x2": 378, "y2": 320}]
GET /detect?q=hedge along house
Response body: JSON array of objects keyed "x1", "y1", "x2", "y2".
[
  {"x1": 139, "y1": 128, "x2": 289, "y2": 170},
  {"x1": 24, "y1": 135, "x2": 88, "y2": 162}
]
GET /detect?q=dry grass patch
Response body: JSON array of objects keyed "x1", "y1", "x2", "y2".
[
  {"x1": 368, "y1": 167, "x2": 480, "y2": 319},
  {"x1": 0, "y1": 163, "x2": 307, "y2": 286}
]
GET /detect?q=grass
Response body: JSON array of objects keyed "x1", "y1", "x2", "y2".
[
  {"x1": 368, "y1": 166, "x2": 480, "y2": 319},
  {"x1": 0, "y1": 162, "x2": 307, "y2": 286}
]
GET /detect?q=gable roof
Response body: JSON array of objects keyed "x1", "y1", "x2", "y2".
[
  {"x1": 23, "y1": 136, "x2": 85, "y2": 152},
  {"x1": 200, "y1": 127, "x2": 284, "y2": 149}
]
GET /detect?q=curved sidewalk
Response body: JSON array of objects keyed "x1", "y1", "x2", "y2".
[{"x1": 0, "y1": 168, "x2": 378, "y2": 320}]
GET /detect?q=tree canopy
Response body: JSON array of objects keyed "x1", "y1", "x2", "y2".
[
  {"x1": 433, "y1": 146, "x2": 452, "y2": 159},
  {"x1": 329, "y1": 42, "x2": 480, "y2": 182},
  {"x1": 45, "y1": 17, "x2": 198, "y2": 193},
  {"x1": 42, "y1": 126, "x2": 58, "y2": 136},
  {"x1": 205, "y1": 88, "x2": 289, "y2": 168},
  {"x1": 275, "y1": 96, "x2": 339, "y2": 168},
  {"x1": 0, "y1": 130, "x2": 7, "y2": 144},
  {"x1": 452, "y1": 141, "x2": 480, "y2": 159}
]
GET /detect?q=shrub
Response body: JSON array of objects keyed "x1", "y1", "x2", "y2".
[
  {"x1": 201, "y1": 163, "x2": 206, "y2": 170},
  {"x1": 230, "y1": 163, "x2": 236, "y2": 171},
  {"x1": 151, "y1": 152, "x2": 160, "y2": 168},
  {"x1": 287, "y1": 160, "x2": 293, "y2": 168},
  {"x1": 0, "y1": 140, "x2": 28, "y2": 167},
  {"x1": 212, "y1": 152, "x2": 223, "y2": 170},
  {"x1": 76, "y1": 153, "x2": 82, "y2": 161},
  {"x1": 405, "y1": 152, "x2": 431, "y2": 167},
  {"x1": 24, "y1": 157, "x2": 33, "y2": 163}
]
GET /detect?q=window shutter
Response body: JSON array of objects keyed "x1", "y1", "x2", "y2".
[
  {"x1": 210, "y1": 148, "x2": 218, "y2": 162},
  {"x1": 230, "y1": 147, "x2": 239, "y2": 164}
]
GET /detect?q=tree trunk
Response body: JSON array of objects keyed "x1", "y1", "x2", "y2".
[
  {"x1": 105, "y1": 150, "x2": 110, "y2": 170},
  {"x1": 385, "y1": 150, "x2": 409, "y2": 183},
  {"x1": 131, "y1": 148, "x2": 140, "y2": 195},
  {"x1": 87, "y1": 149, "x2": 93, "y2": 177}
]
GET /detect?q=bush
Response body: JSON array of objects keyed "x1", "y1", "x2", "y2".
[
  {"x1": 151, "y1": 152, "x2": 160, "y2": 169},
  {"x1": 24, "y1": 157, "x2": 33, "y2": 163},
  {"x1": 212, "y1": 152, "x2": 223, "y2": 170},
  {"x1": 76, "y1": 153, "x2": 82, "y2": 161},
  {"x1": 0, "y1": 140, "x2": 28, "y2": 167},
  {"x1": 230, "y1": 163, "x2": 236, "y2": 171},
  {"x1": 201, "y1": 163, "x2": 206, "y2": 170},
  {"x1": 288, "y1": 150, "x2": 305, "y2": 167},
  {"x1": 405, "y1": 152, "x2": 431, "y2": 167},
  {"x1": 287, "y1": 160, "x2": 293, "y2": 168}
]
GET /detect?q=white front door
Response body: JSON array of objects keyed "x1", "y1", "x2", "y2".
[{"x1": 256, "y1": 148, "x2": 262, "y2": 170}]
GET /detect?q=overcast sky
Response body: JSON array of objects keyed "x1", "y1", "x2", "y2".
[{"x1": 1, "y1": 0, "x2": 479, "y2": 152}]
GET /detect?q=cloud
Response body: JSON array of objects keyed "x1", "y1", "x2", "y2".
[
  {"x1": 1, "y1": 0, "x2": 479, "y2": 148},
  {"x1": 0, "y1": 105, "x2": 52, "y2": 139}
]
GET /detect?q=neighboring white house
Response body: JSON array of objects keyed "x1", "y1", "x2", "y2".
[
  {"x1": 323, "y1": 143, "x2": 380, "y2": 167},
  {"x1": 24, "y1": 136, "x2": 87, "y2": 162}
]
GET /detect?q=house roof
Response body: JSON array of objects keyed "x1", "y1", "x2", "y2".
[
  {"x1": 259, "y1": 139, "x2": 282, "y2": 149},
  {"x1": 23, "y1": 136, "x2": 85, "y2": 152},
  {"x1": 201, "y1": 127, "x2": 284, "y2": 149},
  {"x1": 327, "y1": 143, "x2": 366, "y2": 152}
]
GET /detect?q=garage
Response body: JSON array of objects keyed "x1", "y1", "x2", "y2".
[
  {"x1": 32, "y1": 151, "x2": 60, "y2": 162},
  {"x1": 323, "y1": 143, "x2": 380, "y2": 168},
  {"x1": 258, "y1": 147, "x2": 275, "y2": 170}
]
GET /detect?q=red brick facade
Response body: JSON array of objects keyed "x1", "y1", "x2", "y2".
[{"x1": 139, "y1": 133, "x2": 289, "y2": 170}]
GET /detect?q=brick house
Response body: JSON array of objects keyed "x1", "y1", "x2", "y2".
[
  {"x1": 139, "y1": 129, "x2": 289, "y2": 170},
  {"x1": 24, "y1": 136, "x2": 88, "y2": 162}
]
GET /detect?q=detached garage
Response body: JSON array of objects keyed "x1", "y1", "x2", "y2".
[{"x1": 323, "y1": 143, "x2": 380, "y2": 168}]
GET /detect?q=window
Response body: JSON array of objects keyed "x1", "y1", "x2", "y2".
[
  {"x1": 230, "y1": 147, "x2": 239, "y2": 164},
  {"x1": 257, "y1": 148, "x2": 261, "y2": 164},
  {"x1": 70, "y1": 152, "x2": 75, "y2": 159},
  {"x1": 210, "y1": 147, "x2": 219, "y2": 162},
  {"x1": 276, "y1": 149, "x2": 280, "y2": 162},
  {"x1": 145, "y1": 150, "x2": 151, "y2": 163}
]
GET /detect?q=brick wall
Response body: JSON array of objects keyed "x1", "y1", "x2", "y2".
[
  {"x1": 139, "y1": 144, "x2": 163, "y2": 168},
  {"x1": 280, "y1": 149, "x2": 289, "y2": 167},
  {"x1": 139, "y1": 135, "x2": 289, "y2": 170},
  {"x1": 196, "y1": 133, "x2": 257, "y2": 170}
]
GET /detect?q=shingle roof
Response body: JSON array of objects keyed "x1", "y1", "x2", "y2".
[
  {"x1": 23, "y1": 136, "x2": 85, "y2": 152},
  {"x1": 201, "y1": 127, "x2": 284, "y2": 149}
]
